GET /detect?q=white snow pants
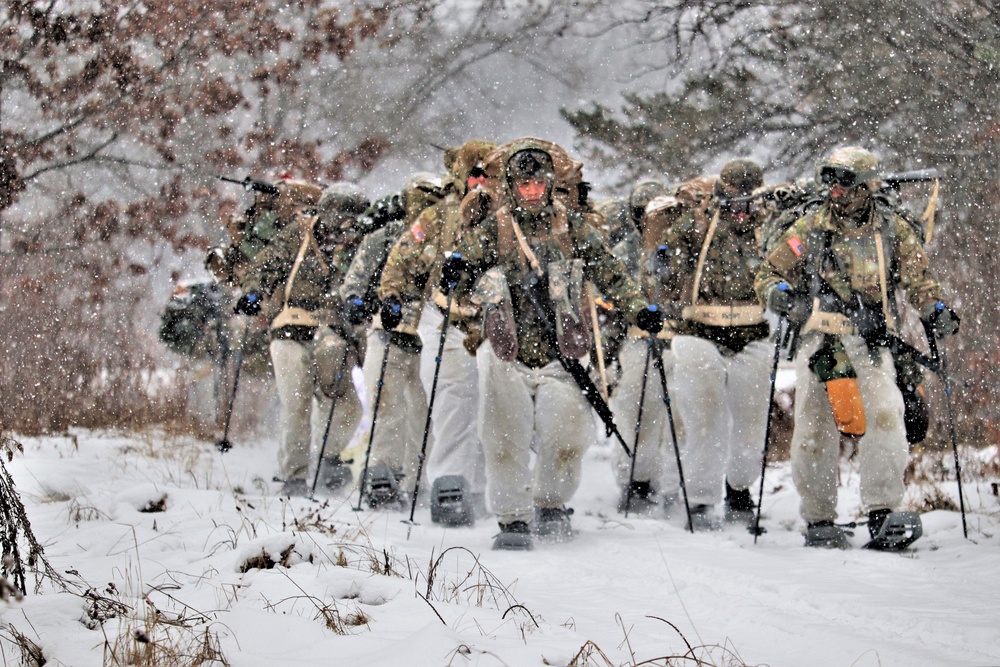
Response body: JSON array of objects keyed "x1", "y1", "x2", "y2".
[
  {"x1": 361, "y1": 329, "x2": 430, "y2": 493},
  {"x1": 792, "y1": 334, "x2": 908, "y2": 523},
  {"x1": 477, "y1": 345, "x2": 594, "y2": 524},
  {"x1": 669, "y1": 335, "x2": 772, "y2": 506},
  {"x1": 418, "y1": 305, "x2": 486, "y2": 494},
  {"x1": 609, "y1": 337, "x2": 680, "y2": 495},
  {"x1": 270, "y1": 338, "x2": 362, "y2": 482}
]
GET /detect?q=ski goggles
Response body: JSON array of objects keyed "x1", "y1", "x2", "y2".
[
  {"x1": 717, "y1": 194, "x2": 758, "y2": 215},
  {"x1": 818, "y1": 165, "x2": 879, "y2": 188}
]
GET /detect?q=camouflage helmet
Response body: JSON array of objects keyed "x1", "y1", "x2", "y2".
[
  {"x1": 506, "y1": 149, "x2": 555, "y2": 182},
  {"x1": 273, "y1": 179, "x2": 323, "y2": 222},
  {"x1": 483, "y1": 137, "x2": 586, "y2": 208},
  {"x1": 443, "y1": 139, "x2": 497, "y2": 193},
  {"x1": 629, "y1": 179, "x2": 669, "y2": 223},
  {"x1": 403, "y1": 172, "x2": 445, "y2": 220},
  {"x1": 816, "y1": 146, "x2": 881, "y2": 190},
  {"x1": 318, "y1": 182, "x2": 369, "y2": 217},
  {"x1": 715, "y1": 159, "x2": 764, "y2": 199}
]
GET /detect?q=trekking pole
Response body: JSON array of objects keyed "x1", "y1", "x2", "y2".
[
  {"x1": 404, "y1": 285, "x2": 456, "y2": 535},
  {"x1": 309, "y1": 343, "x2": 353, "y2": 500},
  {"x1": 923, "y1": 315, "x2": 968, "y2": 539},
  {"x1": 354, "y1": 331, "x2": 394, "y2": 512},
  {"x1": 216, "y1": 317, "x2": 251, "y2": 453},
  {"x1": 623, "y1": 338, "x2": 653, "y2": 518},
  {"x1": 751, "y1": 315, "x2": 786, "y2": 542},
  {"x1": 650, "y1": 338, "x2": 693, "y2": 533}
]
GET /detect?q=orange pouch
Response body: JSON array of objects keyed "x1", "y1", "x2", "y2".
[{"x1": 824, "y1": 377, "x2": 866, "y2": 437}]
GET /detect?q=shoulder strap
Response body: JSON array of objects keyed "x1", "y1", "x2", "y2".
[
  {"x1": 690, "y1": 209, "x2": 721, "y2": 306},
  {"x1": 283, "y1": 215, "x2": 318, "y2": 308}
]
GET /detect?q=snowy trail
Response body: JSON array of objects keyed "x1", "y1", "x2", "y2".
[{"x1": 1, "y1": 432, "x2": 998, "y2": 666}]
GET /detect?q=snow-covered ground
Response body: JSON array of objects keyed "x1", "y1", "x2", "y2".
[{"x1": 1, "y1": 429, "x2": 998, "y2": 666}]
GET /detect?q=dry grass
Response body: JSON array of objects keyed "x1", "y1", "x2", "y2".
[{"x1": 103, "y1": 598, "x2": 229, "y2": 667}]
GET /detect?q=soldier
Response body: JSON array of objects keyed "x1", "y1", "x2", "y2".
[
  {"x1": 340, "y1": 173, "x2": 445, "y2": 509},
  {"x1": 378, "y1": 140, "x2": 496, "y2": 525},
  {"x1": 656, "y1": 160, "x2": 774, "y2": 530},
  {"x1": 234, "y1": 181, "x2": 369, "y2": 497},
  {"x1": 756, "y1": 146, "x2": 958, "y2": 549},
  {"x1": 450, "y1": 138, "x2": 663, "y2": 550}
]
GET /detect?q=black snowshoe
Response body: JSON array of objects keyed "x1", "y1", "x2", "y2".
[
  {"x1": 430, "y1": 475, "x2": 474, "y2": 527},
  {"x1": 724, "y1": 483, "x2": 756, "y2": 525},
  {"x1": 804, "y1": 520, "x2": 853, "y2": 549},
  {"x1": 365, "y1": 463, "x2": 406, "y2": 510},
  {"x1": 863, "y1": 510, "x2": 922, "y2": 551},
  {"x1": 320, "y1": 458, "x2": 353, "y2": 492},
  {"x1": 492, "y1": 521, "x2": 532, "y2": 551},
  {"x1": 535, "y1": 506, "x2": 574, "y2": 542}
]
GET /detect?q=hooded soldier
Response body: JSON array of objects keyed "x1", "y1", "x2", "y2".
[
  {"x1": 756, "y1": 146, "x2": 958, "y2": 550},
  {"x1": 652, "y1": 159, "x2": 774, "y2": 530},
  {"x1": 448, "y1": 138, "x2": 663, "y2": 550},
  {"x1": 234, "y1": 180, "x2": 369, "y2": 497}
]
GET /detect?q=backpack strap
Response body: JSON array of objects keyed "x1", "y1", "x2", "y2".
[{"x1": 690, "y1": 209, "x2": 721, "y2": 306}]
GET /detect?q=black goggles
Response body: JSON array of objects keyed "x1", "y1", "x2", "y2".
[
  {"x1": 718, "y1": 194, "x2": 757, "y2": 214},
  {"x1": 819, "y1": 165, "x2": 878, "y2": 188}
]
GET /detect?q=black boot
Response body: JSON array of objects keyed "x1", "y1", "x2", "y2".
[
  {"x1": 535, "y1": 506, "x2": 574, "y2": 542},
  {"x1": 724, "y1": 482, "x2": 755, "y2": 524},
  {"x1": 618, "y1": 480, "x2": 658, "y2": 514},
  {"x1": 492, "y1": 521, "x2": 532, "y2": 551}
]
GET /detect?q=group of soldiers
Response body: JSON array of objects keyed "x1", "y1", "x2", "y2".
[{"x1": 203, "y1": 137, "x2": 958, "y2": 551}]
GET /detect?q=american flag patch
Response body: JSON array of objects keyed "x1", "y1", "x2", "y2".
[
  {"x1": 787, "y1": 235, "x2": 805, "y2": 256},
  {"x1": 410, "y1": 221, "x2": 425, "y2": 241}
]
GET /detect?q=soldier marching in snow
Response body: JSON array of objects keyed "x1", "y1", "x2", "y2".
[
  {"x1": 756, "y1": 146, "x2": 958, "y2": 550},
  {"x1": 655, "y1": 160, "x2": 775, "y2": 530},
  {"x1": 448, "y1": 138, "x2": 664, "y2": 550},
  {"x1": 378, "y1": 139, "x2": 496, "y2": 526},
  {"x1": 339, "y1": 173, "x2": 445, "y2": 509}
]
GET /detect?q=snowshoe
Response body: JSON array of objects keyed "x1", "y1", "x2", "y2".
[
  {"x1": 619, "y1": 480, "x2": 659, "y2": 515},
  {"x1": 724, "y1": 484, "x2": 756, "y2": 525},
  {"x1": 687, "y1": 504, "x2": 722, "y2": 532},
  {"x1": 280, "y1": 479, "x2": 309, "y2": 498},
  {"x1": 535, "y1": 506, "x2": 574, "y2": 542},
  {"x1": 430, "y1": 475, "x2": 474, "y2": 527},
  {"x1": 365, "y1": 463, "x2": 405, "y2": 510},
  {"x1": 492, "y1": 521, "x2": 532, "y2": 551},
  {"x1": 804, "y1": 520, "x2": 853, "y2": 549},
  {"x1": 863, "y1": 510, "x2": 922, "y2": 551},
  {"x1": 320, "y1": 458, "x2": 353, "y2": 492}
]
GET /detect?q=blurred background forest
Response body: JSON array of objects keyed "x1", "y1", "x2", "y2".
[{"x1": 1, "y1": 0, "x2": 997, "y2": 448}]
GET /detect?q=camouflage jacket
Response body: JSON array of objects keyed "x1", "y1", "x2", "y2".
[
  {"x1": 456, "y1": 202, "x2": 648, "y2": 368},
  {"x1": 241, "y1": 213, "x2": 361, "y2": 339},
  {"x1": 658, "y1": 202, "x2": 769, "y2": 351},
  {"x1": 339, "y1": 220, "x2": 422, "y2": 336},
  {"x1": 755, "y1": 200, "x2": 943, "y2": 324}
]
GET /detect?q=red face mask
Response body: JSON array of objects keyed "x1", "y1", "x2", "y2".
[
  {"x1": 514, "y1": 179, "x2": 549, "y2": 208},
  {"x1": 467, "y1": 174, "x2": 487, "y2": 190}
]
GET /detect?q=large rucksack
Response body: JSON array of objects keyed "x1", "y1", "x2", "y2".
[{"x1": 159, "y1": 281, "x2": 230, "y2": 359}]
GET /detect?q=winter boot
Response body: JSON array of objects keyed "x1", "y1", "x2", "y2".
[
  {"x1": 804, "y1": 520, "x2": 853, "y2": 549},
  {"x1": 430, "y1": 475, "x2": 474, "y2": 527},
  {"x1": 534, "y1": 506, "x2": 574, "y2": 542},
  {"x1": 365, "y1": 463, "x2": 404, "y2": 510},
  {"x1": 618, "y1": 480, "x2": 659, "y2": 514},
  {"x1": 280, "y1": 479, "x2": 309, "y2": 498},
  {"x1": 320, "y1": 458, "x2": 353, "y2": 492},
  {"x1": 492, "y1": 521, "x2": 532, "y2": 551},
  {"x1": 687, "y1": 504, "x2": 722, "y2": 532},
  {"x1": 724, "y1": 482, "x2": 756, "y2": 525},
  {"x1": 864, "y1": 509, "x2": 922, "y2": 551}
]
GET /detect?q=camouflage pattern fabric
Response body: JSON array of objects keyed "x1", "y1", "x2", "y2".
[{"x1": 807, "y1": 334, "x2": 857, "y2": 383}]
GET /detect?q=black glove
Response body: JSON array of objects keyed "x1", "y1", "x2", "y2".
[
  {"x1": 922, "y1": 301, "x2": 960, "y2": 338},
  {"x1": 234, "y1": 290, "x2": 262, "y2": 316},
  {"x1": 440, "y1": 252, "x2": 468, "y2": 292},
  {"x1": 343, "y1": 295, "x2": 368, "y2": 326},
  {"x1": 635, "y1": 304, "x2": 664, "y2": 335},
  {"x1": 765, "y1": 282, "x2": 794, "y2": 316},
  {"x1": 380, "y1": 296, "x2": 403, "y2": 331}
]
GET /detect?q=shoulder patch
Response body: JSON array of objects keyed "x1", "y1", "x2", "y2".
[
  {"x1": 786, "y1": 235, "x2": 806, "y2": 256},
  {"x1": 410, "y1": 220, "x2": 425, "y2": 242}
]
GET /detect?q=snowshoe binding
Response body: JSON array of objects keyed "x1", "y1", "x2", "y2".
[
  {"x1": 492, "y1": 521, "x2": 532, "y2": 551},
  {"x1": 863, "y1": 510, "x2": 922, "y2": 551},
  {"x1": 430, "y1": 475, "x2": 474, "y2": 527},
  {"x1": 320, "y1": 458, "x2": 353, "y2": 492},
  {"x1": 365, "y1": 463, "x2": 405, "y2": 510},
  {"x1": 804, "y1": 520, "x2": 853, "y2": 549},
  {"x1": 535, "y1": 506, "x2": 574, "y2": 542}
]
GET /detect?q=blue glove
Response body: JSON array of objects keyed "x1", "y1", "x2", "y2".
[
  {"x1": 380, "y1": 296, "x2": 403, "y2": 331},
  {"x1": 234, "y1": 291, "x2": 262, "y2": 316}
]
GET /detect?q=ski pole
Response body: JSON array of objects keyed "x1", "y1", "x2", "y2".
[
  {"x1": 924, "y1": 315, "x2": 968, "y2": 539},
  {"x1": 404, "y1": 284, "x2": 456, "y2": 534},
  {"x1": 354, "y1": 331, "x2": 394, "y2": 512},
  {"x1": 650, "y1": 338, "x2": 693, "y2": 533},
  {"x1": 216, "y1": 317, "x2": 251, "y2": 453},
  {"x1": 751, "y1": 315, "x2": 786, "y2": 542},
  {"x1": 309, "y1": 342, "x2": 353, "y2": 500},
  {"x1": 623, "y1": 338, "x2": 653, "y2": 518}
]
